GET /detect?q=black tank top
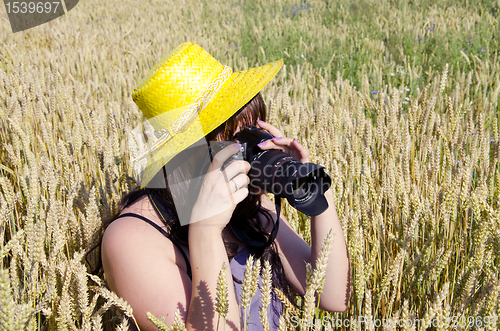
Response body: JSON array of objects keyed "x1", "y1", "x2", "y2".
[{"x1": 114, "y1": 212, "x2": 192, "y2": 280}]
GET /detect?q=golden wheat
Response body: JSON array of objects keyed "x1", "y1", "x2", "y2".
[
  {"x1": 258, "y1": 259, "x2": 272, "y2": 331},
  {"x1": 1, "y1": 0, "x2": 499, "y2": 329},
  {"x1": 215, "y1": 262, "x2": 229, "y2": 320}
]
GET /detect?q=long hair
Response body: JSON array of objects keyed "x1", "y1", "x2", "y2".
[{"x1": 91, "y1": 92, "x2": 293, "y2": 303}]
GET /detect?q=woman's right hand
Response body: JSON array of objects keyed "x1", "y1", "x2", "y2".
[
  {"x1": 189, "y1": 143, "x2": 251, "y2": 234},
  {"x1": 187, "y1": 143, "x2": 248, "y2": 330}
]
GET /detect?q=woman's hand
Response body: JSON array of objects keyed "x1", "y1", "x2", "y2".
[
  {"x1": 256, "y1": 120, "x2": 310, "y2": 163},
  {"x1": 187, "y1": 143, "x2": 248, "y2": 330},
  {"x1": 189, "y1": 143, "x2": 251, "y2": 234}
]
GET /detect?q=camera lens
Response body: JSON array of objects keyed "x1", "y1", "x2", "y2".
[
  {"x1": 292, "y1": 176, "x2": 309, "y2": 199},
  {"x1": 234, "y1": 126, "x2": 332, "y2": 216}
]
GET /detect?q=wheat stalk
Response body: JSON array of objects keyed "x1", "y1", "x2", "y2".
[
  {"x1": 147, "y1": 312, "x2": 170, "y2": 331},
  {"x1": 420, "y1": 283, "x2": 449, "y2": 330},
  {"x1": 240, "y1": 254, "x2": 256, "y2": 330},
  {"x1": 259, "y1": 259, "x2": 272, "y2": 331},
  {"x1": 171, "y1": 309, "x2": 187, "y2": 331}
]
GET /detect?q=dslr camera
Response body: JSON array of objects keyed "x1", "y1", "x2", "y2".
[{"x1": 210, "y1": 126, "x2": 331, "y2": 217}]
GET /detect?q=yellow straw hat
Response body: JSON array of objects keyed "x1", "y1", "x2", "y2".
[{"x1": 130, "y1": 42, "x2": 283, "y2": 187}]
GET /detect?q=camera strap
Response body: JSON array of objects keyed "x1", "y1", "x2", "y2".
[{"x1": 228, "y1": 195, "x2": 281, "y2": 248}]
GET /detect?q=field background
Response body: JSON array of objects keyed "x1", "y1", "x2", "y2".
[{"x1": 1, "y1": 0, "x2": 499, "y2": 329}]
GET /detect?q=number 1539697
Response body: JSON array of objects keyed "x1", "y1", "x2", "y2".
[{"x1": 5, "y1": 2, "x2": 60, "y2": 14}]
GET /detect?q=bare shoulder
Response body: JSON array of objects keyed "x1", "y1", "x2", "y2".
[
  {"x1": 101, "y1": 198, "x2": 191, "y2": 330},
  {"x1": 102, "y1": 196, "x2": 174, "y2": 264},
  {"x1": 102, "y1": 213, "x2": 172, "y2": 261}
]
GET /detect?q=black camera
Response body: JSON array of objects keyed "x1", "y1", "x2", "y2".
[{"x1": 210, "y1": 126, "x2": 331, "y2": 217}]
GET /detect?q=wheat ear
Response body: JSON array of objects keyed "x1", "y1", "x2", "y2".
[
  {"x1": 171, "y1": 309, "x2": 187, "y2": 331},
  {"x1": 273, "y1": 287, "x2": 299, "y2": 316},
  {"x1": 240, "y1": 254, "x2": 257, "y2": 331},
  {"x1": 259, "y1": 259, "x2": 272, "y2": 331},
  {"x1": 0, "y1": 230, "x2": 24, "y2": 260},
  {"x1": 116, "y1": 317, "x2": 131, "y2": 331},
  {"x1": 147, "y1": 312, "x2": 170, "y2": 331},
  {"x1": 215, "y1": 261, "x2": 229, "y2": 331},
  {"x1": 303, "y1": 230, "x2": 335, "y2": 319},
  {"x1": 421, "y1": 283, "x2": 449, "y2": 330}
]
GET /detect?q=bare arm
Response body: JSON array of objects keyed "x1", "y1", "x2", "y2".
[
  {"x1": 185, "y1": 143, "x2": 251, "y2": 330},
  {"x1": 256, "y1": 120, "x2": 351, "y2": 311},
  {"x1": 309, "y1": 189, "x2": 351, "y2": 311},
  {"x1": 186, "y1": 226, "x2": 241, "y2": 331},
  {"x1": 261, "y1": 192, "x2": 351, "y2": 312}
]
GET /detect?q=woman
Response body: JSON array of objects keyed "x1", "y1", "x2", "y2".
[{"x1": 100, "y1": 42, "x2": 350, "y2": 331}]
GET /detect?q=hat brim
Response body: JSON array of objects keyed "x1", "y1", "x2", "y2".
[{"x1": 137, "y1": 59, "x2": 284, "y2": 187}]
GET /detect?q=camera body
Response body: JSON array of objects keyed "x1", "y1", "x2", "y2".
[{"x1": 210, "y1": 126, "x2": 331, "y2": 217}]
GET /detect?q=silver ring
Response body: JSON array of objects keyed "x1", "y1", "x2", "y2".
[{"x1": 232, "y1": 179, "x2": 241, "y2": 191}]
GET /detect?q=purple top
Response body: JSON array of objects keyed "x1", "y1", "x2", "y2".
[{"x1": 231, "y1": 247, "x2": 282, "y2": 331}]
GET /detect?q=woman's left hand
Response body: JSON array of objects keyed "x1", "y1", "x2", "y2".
[{"x1": 256, "y1": 120, "x2": 310, "y2": 164}]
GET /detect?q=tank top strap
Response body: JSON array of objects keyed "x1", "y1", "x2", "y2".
[{"x1": 115, "y1": 213, "x2": 192, "y2": 280}]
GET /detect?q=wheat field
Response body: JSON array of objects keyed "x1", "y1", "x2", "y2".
[{"x1": 1, "y1": 0, "x2": 499, "y2": 329}]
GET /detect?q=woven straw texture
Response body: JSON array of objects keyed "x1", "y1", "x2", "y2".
[{"x1": 131, "y1": 42, "x2": 283, "y2": 187}]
